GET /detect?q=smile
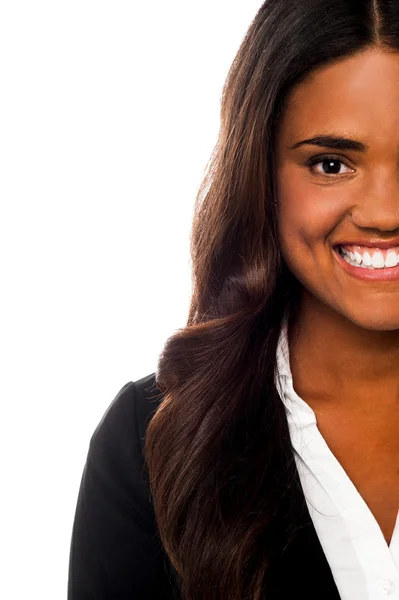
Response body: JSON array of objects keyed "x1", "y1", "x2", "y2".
[{"x1": 333, "y1": 246, "x2": 399, "y2": 281}]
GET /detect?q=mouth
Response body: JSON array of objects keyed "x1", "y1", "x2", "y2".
[{"x1": 332, "y1": 245, "x2": 399, "y2": 281}]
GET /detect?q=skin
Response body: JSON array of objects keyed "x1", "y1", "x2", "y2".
[
  {"x1": 275, "y1": 47, "x2": 399, "y2": 544},
  {"x1": 275, "y1": 46, "x2": 399, "y2": 414}
]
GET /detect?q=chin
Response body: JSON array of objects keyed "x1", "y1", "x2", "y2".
[{"x1": 339, "y1": 308, "x2": 399, "y2": 332}]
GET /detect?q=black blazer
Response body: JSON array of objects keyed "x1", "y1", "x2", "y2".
[{"x1": 67, "y1": 373, "x2": 342, "y2": 599}]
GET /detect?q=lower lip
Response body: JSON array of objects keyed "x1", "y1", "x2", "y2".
[{"x1": 333, "y1": 247, "x2": 399, "y2": 281}]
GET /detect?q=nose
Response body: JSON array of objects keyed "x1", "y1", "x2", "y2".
[{"x1": 350, "y1": 182, "x2": 399, "y2": 232}]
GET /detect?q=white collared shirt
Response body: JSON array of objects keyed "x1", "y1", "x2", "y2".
[{"x1": 275, "y1": 318, "x2": 399, "y2": 599}]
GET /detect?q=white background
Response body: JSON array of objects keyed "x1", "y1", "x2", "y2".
[{"x1": 0, "y1": 2, "x2": 262, "y2": 598}]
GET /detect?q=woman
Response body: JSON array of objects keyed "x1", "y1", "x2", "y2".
[{"x1": 67, "y1": 1, "x2": 399, "y2": 598}]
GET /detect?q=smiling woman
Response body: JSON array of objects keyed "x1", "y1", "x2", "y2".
[
  {"x1": 68, "y1": 2, "x2": 399, "y2": 600},
  {"x1": 273, "y1": 44, "x2": 399, "y2": 564}
]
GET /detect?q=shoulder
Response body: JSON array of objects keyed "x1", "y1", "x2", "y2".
[
  {"x1": 68, "y1": 375, "x2": 178, "y2": 599},
  {"x1": 89, "y1": 373, "x2": 164, "y2": 506},
  {"x1": 90, "y1": 373, "x2": 163, "y2": 452}
]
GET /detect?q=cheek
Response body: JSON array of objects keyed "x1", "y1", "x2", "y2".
[
  {"x1": 277, "y1": 176, "x2": 342, "y2": 244},
  {"x1": 277, "y1": 189, "x2": 342, "y2": 275},
  {"x1": 275, "y1": 161, "x2": 355, "y2": 278}
]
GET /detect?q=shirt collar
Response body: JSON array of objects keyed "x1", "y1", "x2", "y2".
[{"x1": 275, "y1": 315, "x2": 317, "y2": 429}]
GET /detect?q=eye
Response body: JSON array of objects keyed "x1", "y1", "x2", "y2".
[{"x1": 304, "y1": 154, "x2": 355, "y2": 177}]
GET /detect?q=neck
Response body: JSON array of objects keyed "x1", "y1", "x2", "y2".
[{"x1": 288, "y1": 290, "x2": 399, "y2": 411}]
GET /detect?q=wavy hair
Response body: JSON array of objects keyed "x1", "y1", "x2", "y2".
[{"x1": 144, "y1": 1, "x2": 399, "y2": 598}]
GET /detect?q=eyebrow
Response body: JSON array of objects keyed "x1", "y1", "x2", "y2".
[{"x1": 288, "y1": 135, "x2": 370, "y2": 152}]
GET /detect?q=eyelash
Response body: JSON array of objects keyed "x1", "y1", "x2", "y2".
[{"x1": 304, "y1": 154, "x2": 354, "y2": 177}]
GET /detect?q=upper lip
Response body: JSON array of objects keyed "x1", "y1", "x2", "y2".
[{"x1": 334, "y1": 239, "x2": 399, "y2": 249}]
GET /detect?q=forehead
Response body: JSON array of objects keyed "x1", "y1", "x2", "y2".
[{"x1": 278, "y1": 48, "x2": 399, "y2": 149}]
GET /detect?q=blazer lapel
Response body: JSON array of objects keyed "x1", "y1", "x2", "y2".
[{"x1": 266, "y1": 465, "x2": 342, "y2": 599}]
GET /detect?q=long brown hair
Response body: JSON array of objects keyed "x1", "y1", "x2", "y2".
[{"x1": 144, "y1": 1, "x2": 399, "y2": 598}]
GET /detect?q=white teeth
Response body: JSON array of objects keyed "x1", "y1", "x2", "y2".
[
  {"x1": 354, "y1": 250, "x2": 362, "y2": 264},
  {"x1": 385, "y1": 250, "x2": 398, "y2": 268},
  {"x1": 339, "y1": 246, "x2": 399, "y2": 269},
  {"x1": 343, "y1": 254, "x2": 368, "y2": 268},
  {"x1": 363, "y1": 251, "x2": 372, "y2": 267},
  {"x1": 371, "y1": 251, "x2": 385, "y2": 269}
]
